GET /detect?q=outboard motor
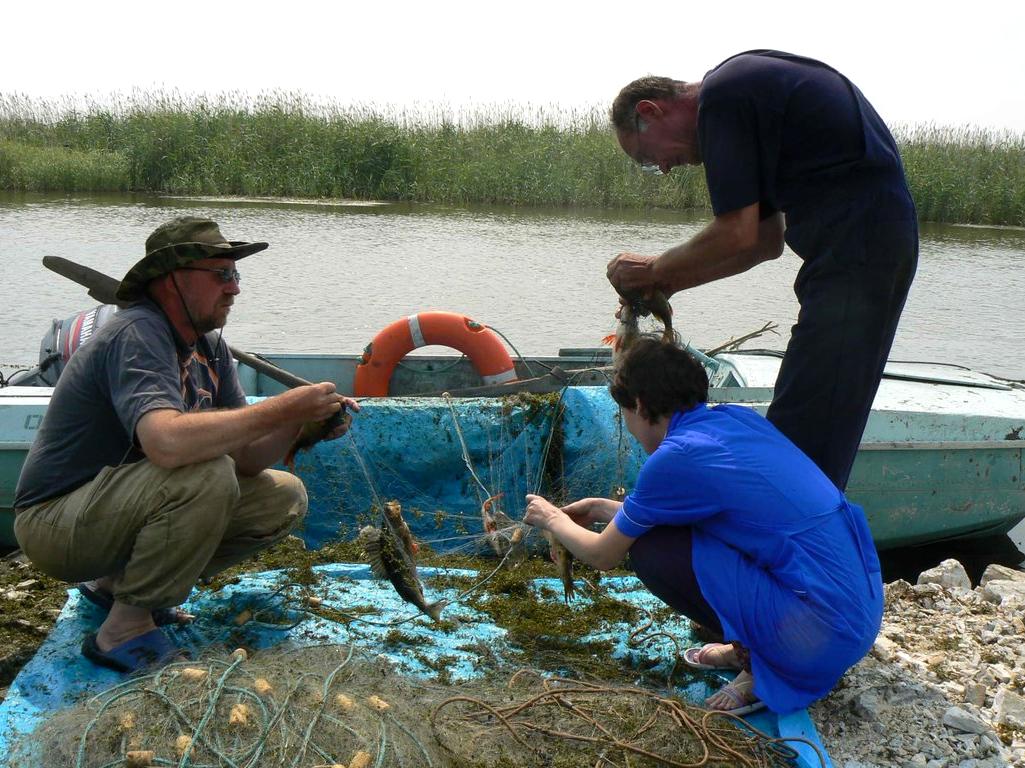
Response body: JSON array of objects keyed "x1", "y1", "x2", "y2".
[{"x1": 7, "y1": 304, "x2": 118, "y2": 386}]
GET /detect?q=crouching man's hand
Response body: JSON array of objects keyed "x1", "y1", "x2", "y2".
[{"x1": 322, "y1": 394, "x2": 360, "y2": 441}]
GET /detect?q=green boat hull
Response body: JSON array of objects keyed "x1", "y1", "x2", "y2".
[{"x1": 2, "y1": 351, "x2": 1023, "y2": 552}]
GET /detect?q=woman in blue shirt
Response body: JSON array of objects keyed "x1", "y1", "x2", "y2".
[{"x1": 524, "y1": 337, "x2": 883, "y2": 715}]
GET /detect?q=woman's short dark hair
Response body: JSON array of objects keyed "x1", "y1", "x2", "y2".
[{"x1": 609, "y1": 337, "x2": 709, "y2": 422}]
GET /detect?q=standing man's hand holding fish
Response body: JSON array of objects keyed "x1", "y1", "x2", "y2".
[
  {"x1": 606, "y1": 252, "x2": 662, "y2": 299},
  {"x1": 523, "y1": 494, "x2": 635, "y2": 572}
]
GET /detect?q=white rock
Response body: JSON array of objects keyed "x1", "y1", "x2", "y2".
[
  {"x1": 995, "y1": 687, "x2": 1025, "y2": 729},
  {"x1": 981, "y1": 580, "x2": 1025, "y2": 607},
  {"x1": 979, "y1": 564, "x2": 1025, "y2": 586},
  {"x1": 942, "y1": 682, "x2": 966, "y2": 700},
  {"x1": 873, "y1": 635, "x2": 898, "y2": 662},
  {"x1": 943, "y1": 706, "x2": 991, "y2": 734},
  {"x1": 964, "y1": 683, "x2": 988, "y2": 707},
  {"x1": 919, "y1": 560, "x2": 973, "y2": 593},
  {"x1": 989, "y1": 664, "x2": 1014, "y2": 684}
]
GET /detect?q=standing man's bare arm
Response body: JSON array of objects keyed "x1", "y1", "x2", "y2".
[{"x1": 607, "y1": 203, "x2": 784, "y2": 297}]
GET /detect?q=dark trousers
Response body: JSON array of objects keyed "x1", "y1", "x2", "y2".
[
  {"x1": 767, "y1": 214, "x2": 918, "y2": 490},
  {"x1": 629, "y1": 525, "x2": 722, "y2": 636}
]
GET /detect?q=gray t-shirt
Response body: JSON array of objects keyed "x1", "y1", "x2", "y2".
[{"x1": 14, "y1": 301, "x2": 246, "y2": 508}]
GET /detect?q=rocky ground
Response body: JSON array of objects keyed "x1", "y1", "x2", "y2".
[
  {"x1": 810, "y1": 559, "x2": 1025, "y2": 768},
  {"x1": 4, "y1": 549, "x2": 1025, "y2": 767}
]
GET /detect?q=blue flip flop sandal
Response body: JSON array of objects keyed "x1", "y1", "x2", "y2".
[
  {"x1": 81, "y1": 628, "x2": 188, "y2": 673},
  {"x1": 77, "y1": 583, "x2": 191, "y2": 626}
]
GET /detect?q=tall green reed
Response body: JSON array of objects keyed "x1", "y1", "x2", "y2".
[
  {"x1": 0, "y1": 92, "x2": 1021, "y2": 225},
  {"x1": 894, "y1": 124, "x2": 1025, "y2": 226}
]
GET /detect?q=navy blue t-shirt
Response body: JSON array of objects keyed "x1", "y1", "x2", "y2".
[
  {"x1": 15, "y1": 302, "x2": 246, "y2": 508},
  {"x1": 698, "y1": 50, "x2": 915, "y2": 254}
]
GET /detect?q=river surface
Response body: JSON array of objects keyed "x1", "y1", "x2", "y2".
[
  {"x1": 1, "y1": 192, "x2": 1024, "y2": 381},
  {"x1": 2, "y1": 192, "x2": 1025, "y2": 572}
]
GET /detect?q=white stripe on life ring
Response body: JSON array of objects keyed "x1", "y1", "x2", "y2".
[
  {"x1": 482, "y1": 368, "x2": 518, "y2": 385},
  {"x1": 407, "y1": 314, "x2": 426, "y2": 348}
]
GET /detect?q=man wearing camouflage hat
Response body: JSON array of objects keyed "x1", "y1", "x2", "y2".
[{"x1": 13, "y1": 216, "x2": 358, "y2": 673}]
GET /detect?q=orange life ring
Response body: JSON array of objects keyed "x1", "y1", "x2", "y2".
[{"x1": 353, "y1": 312, "x2": 518, "y2": 397}]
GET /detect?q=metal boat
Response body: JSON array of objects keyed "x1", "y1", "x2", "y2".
[{"x1": 3, "y1": 327, "x2": 1023, "y2": 551}]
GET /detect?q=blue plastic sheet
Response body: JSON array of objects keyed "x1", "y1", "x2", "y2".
[
  {"x1": 0, "y1": 388, "x2": 832, "y2": 766},
  {"x1": 279, "y1": 396, "x2": 556, "y2": 550},
  {"x1": 0, "y1": 564, "x2": 831, "y2": 767},
  {"x1": 560, "y1": 386, "x2": 646, "y2": 499},
  {"x1": 283, "y1": 388, "x2": 645, "y2": 552}
]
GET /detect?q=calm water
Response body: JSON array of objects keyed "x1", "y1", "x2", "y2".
[
  {"x1": 2, "y1": 192, "x2": 1025, "y2": 572},
  {"x1": 1, "y1": 192, "x2": 1023, "y2": 381}
]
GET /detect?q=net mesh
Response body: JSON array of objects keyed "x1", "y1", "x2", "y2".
[{"x1": 19, "y1": 644, "x2": 821, "y2": 768}]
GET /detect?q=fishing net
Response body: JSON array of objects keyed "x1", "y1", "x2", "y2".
[
  {"x1": 18, "y1": 643, "x2": 822, "y2": 768},
  {"x1": 291, "y1": 385, "x2": 641, "y2": 563},
  {"x1": 11, "y1": 330, "x2": 823, "y2": 767}
]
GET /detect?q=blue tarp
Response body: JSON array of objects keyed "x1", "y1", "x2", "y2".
[
  {"x1": 560, "y1": 386, "x2": 646, "y2": 499},
  {"x1": 277, "y1": 395, "x2": 556, "y2": 550},
  {"x1": 0, "y1": 390, "x2": 833, "y2": 765},
  {"x1": 285, "y1": 388, "x2": 646, "y2": 552},
  {"x1": 0, "y1": 565, "x2": 831, "y2": 767}
]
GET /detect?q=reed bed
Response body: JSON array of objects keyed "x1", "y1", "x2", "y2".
[
  {"x1": 894, "y1": 123, "x2": 1025, "y2": 226},
  {"x1": 1, "y1": 91, "x2": 1022, "y2": 225}
]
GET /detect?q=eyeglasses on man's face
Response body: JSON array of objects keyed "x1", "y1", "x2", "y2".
[
  {"x1": 180, "y1": 266, "x2": 242, "y2": 284},
  {"x1": 632, "y1": 112, "x2": 663, "y2": 175}
]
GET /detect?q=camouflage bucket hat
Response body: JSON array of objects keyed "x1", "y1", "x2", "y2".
[{"x1": 116, "y1": 216, "x2": 269, "y2": 302}]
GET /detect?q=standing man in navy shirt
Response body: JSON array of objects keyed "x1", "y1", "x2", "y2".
[{"x1": 607, "y1": 50, "x2": 918, "y2": 490}]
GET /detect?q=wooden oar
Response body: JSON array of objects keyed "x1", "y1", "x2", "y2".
[{"x1": 41, "y1": 255, "x2": 315, "y2": 390}]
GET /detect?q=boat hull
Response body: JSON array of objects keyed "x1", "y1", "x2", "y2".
[{"x1": 2, "y1": 350, "x2": 1023, "y2": 552}]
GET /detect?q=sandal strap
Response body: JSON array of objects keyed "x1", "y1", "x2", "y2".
[
  {"x1": 718, "y1": 683, "x2": 750, "y2": 709},
  {"x1": 696, "y1": 642, "x2": 730, "y2": 665}
]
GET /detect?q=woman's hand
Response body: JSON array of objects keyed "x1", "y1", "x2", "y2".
[
  {"x1": 523, "y1": 494, "x2": 565, "y2": 532},
  {"x1": 523, "y1": 495, "x2": 635, "y2": 572},
  {"x1": 561, "y1": 497, "x2": 623, "y2": 525}
]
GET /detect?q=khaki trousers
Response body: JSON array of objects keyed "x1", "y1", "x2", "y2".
[{"x1": 14, "y1": 456, "x2": 307, "y2": 609}]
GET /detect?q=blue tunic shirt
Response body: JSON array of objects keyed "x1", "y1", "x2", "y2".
[{"x1": 613, "y1": 404, "x2": 883, "y2": 713}]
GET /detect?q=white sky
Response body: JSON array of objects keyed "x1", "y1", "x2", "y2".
[{"x1": 4, "y1": 0, "x2": 1024, "y2": 132}]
